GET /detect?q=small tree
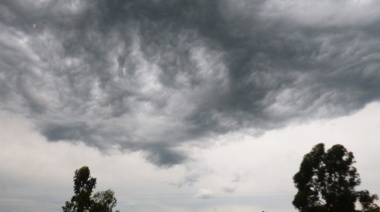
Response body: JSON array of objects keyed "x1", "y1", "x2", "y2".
[
  {"x1": 293, "y1": 143, "x2": 378, "y2": 212},
  {"x1": 92, "y1": 190, "x2": 117, "y2": 212},
  {"x1": 63, "y1": 166, "x2": 118, "y2": 212}
]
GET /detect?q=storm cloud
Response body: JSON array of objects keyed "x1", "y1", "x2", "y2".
[{"x1": 1, "y1": 0, "x2": 380, "y2": 166}]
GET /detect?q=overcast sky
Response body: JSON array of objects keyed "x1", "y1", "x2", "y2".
[{"x1": 1, "y1": 0, "x2": 380, "y2": 211}]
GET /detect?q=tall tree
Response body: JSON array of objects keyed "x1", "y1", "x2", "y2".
[
  {"x1": 63, "y1": 166, "x2": 118, "y2": 212},
  {"x1": 293, "y1": 143, "x2": 378, "y2": 212},
  {"x1": 63, "y1": 166, "x2": 97, "y2": 212}
]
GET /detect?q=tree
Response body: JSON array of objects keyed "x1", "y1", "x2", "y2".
[
  {"x1": 63, "y1": 166, "x2": 118, "y2": 212},
  {"x1": 364, "y1": 207, "x2": 380, "y2": 212},
  {"x1": 92, "y1": 190, "x2": 117, "y2": 212},
  {"x1": 358, "y1": 190, "x2": 379, "y2": 212},
  {"x1": 293, "y1": 143, "x2": 378, "y2": 212}
]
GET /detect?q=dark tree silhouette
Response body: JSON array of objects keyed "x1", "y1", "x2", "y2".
[
  {"x1": 92, "y1": 190, "x2": 117, "y2": 212},
  {"x1": 62, "y1": 166, "x2": 118, "y2": 212},
  {"x1": 293, "y1": 143, "x2": 378, "y2": 212}
]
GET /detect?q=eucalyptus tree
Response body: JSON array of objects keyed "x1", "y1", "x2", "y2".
[
  {"x1": 293, "y1": 143, "x2": 378, "y2": 212},
  {"x1": 63, "y1": 166, "x2": 118, "y2": 212}
]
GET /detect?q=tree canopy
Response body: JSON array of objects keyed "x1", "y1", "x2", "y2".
[
  {"x1": 63, "y1": 166, "x2": 118, "y2": 212},
  {"x1": 293, "y1": 143, "x2": 378, "y2": 212}
]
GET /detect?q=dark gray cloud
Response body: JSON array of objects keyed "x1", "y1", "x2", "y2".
[{"x1": 1, "y1": 0, "x2": 380, "y2": 166}]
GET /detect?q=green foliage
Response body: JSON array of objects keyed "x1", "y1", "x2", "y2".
[
  {"x1": 92, "y1": 190, "x2": 117, "y2": 212},
  {"x1": 62, "y1": 166, "x2": 118, "y2": 212},
  {"x1": 364, "y1": 207, "x2": 380, "y2": 212},
  {"x1": 358, "y1": 190, "x2": 379, "y2": 211},
  {"x1": 293, "y1": 143, "x2": 378, "y2": 212}
]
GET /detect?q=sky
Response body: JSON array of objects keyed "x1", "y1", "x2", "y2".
[{"x1": 1, "y1": 0, "x2": 380, "y2": 211}]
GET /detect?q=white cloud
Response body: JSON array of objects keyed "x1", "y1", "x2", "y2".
[
  {"x1": 195, "y1": 188, "x2": 214, "y2": 199},
  {"x1": 222, "y1": 184, "x2": 237, "y2": 193}
]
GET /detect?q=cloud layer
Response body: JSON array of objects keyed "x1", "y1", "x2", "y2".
[{"x1": 1, "y1": 0, "x2": 380, "y2": 166}]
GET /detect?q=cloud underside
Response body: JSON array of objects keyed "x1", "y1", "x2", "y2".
[
  {"x1": 1, "y1": 0, "x2": 380, "y2": 166},
  {"x1": 195, "y1": 188, "x2": 214, "y2": 199}
]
